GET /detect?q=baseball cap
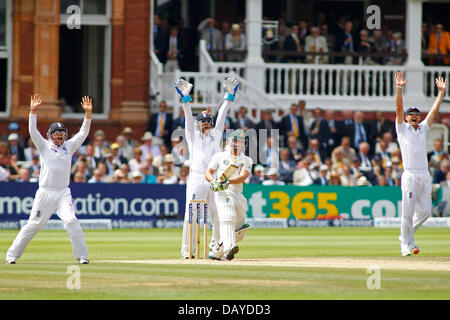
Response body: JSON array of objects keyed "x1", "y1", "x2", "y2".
[
  {"x1": 196, "y1": 111, "x2": 213, "y2": 122},
  {"x1": 405, "y1": 107, "x2": 421, "y2": 115}
]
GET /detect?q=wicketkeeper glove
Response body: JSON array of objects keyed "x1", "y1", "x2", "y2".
[
  {"x1": 223, "y1": 78, "x2": 240, "y2": 102},
  {"x1": 174, "y1": 79, "x2": 193, "y2": 103},
  {"x1": 219, "y1": 178, "x2": 230, "y2": 190}
]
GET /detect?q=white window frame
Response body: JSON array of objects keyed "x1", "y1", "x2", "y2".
[
  {"x1": 0, "y1": 0, "x2": 12, "y2": 118},
  {"x1": 60, "y1": 0, "x2": 111, "y2": 120}
]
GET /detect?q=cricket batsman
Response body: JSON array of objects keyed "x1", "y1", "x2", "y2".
[
  {"x1": 205, "y1": 129, "x2": 252, "y2": 261},
  {"x1": 175, "y1": 77, "x2": 240, "y2": 259},
  {"x1": 395, "y1": 72, "x2": 447, "y2": 256},
  {"x1": 6, "y1": 94, "x2": 92, "y2": 264}
]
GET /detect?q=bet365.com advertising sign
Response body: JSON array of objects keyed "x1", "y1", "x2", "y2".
[{"x1": 243, "y1": 184, "x2": 403, "y2": 220}]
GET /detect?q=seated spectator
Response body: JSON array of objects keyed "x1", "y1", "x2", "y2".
[
  {"x1": 140, "y1": 131, "x2": 161, "y2": 162},
  {"x1": 113, "y1": 169, "x2": 129, "y2": 183},
  {"x1": 92, "y1": 129, "x2": 110, "y2": 161},
  {"x1": 375, "y1": 132, "x2": 398, "y2": 154},
  {"x1": 128, "y1": 147, "x2": 146, "y2": 173},
  {"x1": 8, "y1": 154, "x2": 20, "y2": 181},
  {"x1": 84, "y1": 144, "x2": 97, "y2": 176},
  {"x1": 171, "y1": 136, "x2": 188, "y2": 166},
  {"x1": 172, "y1": 107, "x2": 186, "y2": 131},
  {"x1": 71, "y1": 156, "x2": 90, "y2": 182},
  {"x1": 7, "y1": 133, "x2": 25, "y2": 161},
  {"x1": 340, "y1": 164, "x2": 357, "y2": 186},
  {"x1": 73, "y1": 172, "x2": 86, "y2": 183},
  {"x1": 372, "y1": 111, "x2": 394, "y2": 141},
  {"x1": 306, "y1": 138, "x2": 327, "y2": 167},
  {"x1": 278, "y1": 148, "x2": 296, "y2": 183},
  {"x1": 24, "y1": 137, "x2": 39, "y2": 162},
  {"x1": 131, "y1": 171, "x2": 144, "y2": 184},
  {"x1": 428, "y1": 23, "x2": 450, "y2": 66},
  {"x1": 313, "y1": 165, "x2": 329, "y2": 185},
  {"x1": 357, "y1": 142, "x2": 377, "y2": 184},
  {"x1": 262, "y1": 167, "x2": 285, "y2": 186},
  {"x1": 329, "y1": 171, "x2": 342, "y2": 186},
  {"x1": 28, "y1": 155, "x2": 40, "y2": 181},
  {"x1": 377, "y1": 175, "x2": 388, "y2": 186},
  {"x1": 1, "y1": 122, "x2": 25, "y2": 147},
  {"x1": 163, "y1": 154, "x2": 180, "y2": 178},
  {"x1": 324, "y1": 109, "x2": 340, "y2": 154},
  {"x1": 178, "y1": 164, "x2": 190, "y2": 185},
  {"x1": 293, "y1": 159, "x2": 313, "y2": 186},
  {"x1": 16, "y1": 168, "x2": 30, "y2": 183},
  {"x1": 433, "y1": 159, "x2": 450, "y2": 184},
  {"x1": 428, "y1": 138, "x2": 446, "y2": 171},
  {"x1": 390, "y1": 156, "x2": 403, "y2": 180},
  {"x1": 140, "y1": 164, "x2": 157, "y2": 184},
  {"x1": 88, "y1": 169, "x2": 105, "y2": 183},
  {"x1": 287, "y1": 135, "x2": 304, "y2": 162},
  {"x1": 368, "y1": 29, "x2": 386, "y2": 64},
  {"x1": 332, "y1": 136, "x2": 356, "y2": 165},
  {"x1": 234, "y1": 106, "x2": 255, "y2": 131},
  {"x1": 248, "y1": 164, "x2": 265, "y2": 184},
  {"x1": 305, "y1": 26, "x2": 328, "y2": 64},
  {"x1": 280, "y1": 103, "x2": 308, "y2": 150},
  {"x1": 351, "y1": 158, "x2": 363, "y2": 181},
  {"x1": 331, "y1": 147, "x2": 351, "y2": 172},
  {"x1": 225, "y1": 23, "x2": 246, "y2": 61},
  {"x1": 383, "y1": 166, "x2": 395, "y2": 186},
  {"x1": 385, "y1": 32, "x2": 405, "y2": 65},
  {"x1": 161, "y1": 164, "x2": 178, "y2": 184},
  {"x1": 357, "y1": 30, "x2": 376, "y2": 65}
]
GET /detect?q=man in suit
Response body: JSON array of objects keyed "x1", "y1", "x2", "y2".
[
  {"x1": 172, "y1": 107, "x2": 186, "y2": 131},
  {"x1": 234, "y1": 106, "x2": 255, "y2": 131},
  {"x1": 8, "y1": 133, "x2": 25, "y2": 161},
  {"x1": 283, "y1": 25, "x2": 302, "y2": 62},
  {"x1": 372, "y1": 111, "x2": 394, "y2": 141},
  {"x1": 153, "y1": 15, "x2": 169, "y2": 64},
  {"x1": 428, "y1": 138, "x2": 446, "y2": 171},
  {"x1": 286, "y1": 135, "x2": 304, "y2": 162},
  {"x1": 324, "y1": 109, "x2": 340, "y2": 155},
  {"x1": 304, "y1": 26, "x2": 328, "y2": 64},
  {"x1": 147, "y1": 101, "x2": 173, "y2": 148},
  {"x1": 351, "y1": 111, "x2": 372, "y2": 155},
  {"x1": 164, "y1": 25, "x2": 184, "y2": 72},
  {"x1": 313, "y1": 165, "x2": 329, "y2": 185},
  {"x1": 197, "y1": 17, "x2": 223, "y2": 60},
  {"x1": 335, "y1": 21, "x2": 355, "y2": 64},
  {"x1": 429, "y1": 23, "x2": 450, "y2": 65},
  {"x1": 278, "y1": 148, "x2": 296, "y2": 184},
  {"x1": 356, "y1": 141, "x2": 377, "y2": 184},
  {"x1": 385, "y1": 32, "x2": 405, "y2": 65},
  {"x1": 337, "y1": 109, "x2": 354, "y2": 140},
  {"x1": 307, "y1": 138, "x2": 327, "y2": 167},
  {"x1": 280, "y1": 103, "x2": 308, "y2": 150},
  {"x1": 309, "y1": 108, "x2": 330, "y2": 153}
]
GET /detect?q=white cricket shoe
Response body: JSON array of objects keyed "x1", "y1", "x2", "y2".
[
  {"x1": 77, "y1": 258, "x2": 89, "y2": 264},
  {"x1": 208, "y1": 241, "x2": 224, "y2": 261},
  {"x1": 5, "y1": 258, "x2": 16, "y2": 264}
]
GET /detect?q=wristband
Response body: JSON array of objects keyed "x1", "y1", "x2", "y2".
[
  {"x1": 396, "y1": 86, "x2": 403, "y2": 89},
  {"x1": 182, "y1": 95, "x2": 192, "y2": 103},
  {"x1": 224, "y1": 93, "x2": 235, "y2": 102}
]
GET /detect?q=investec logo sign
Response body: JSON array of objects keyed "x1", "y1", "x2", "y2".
[{"x1": 0, "y1": 194, "x2": 179, "y2": 217}]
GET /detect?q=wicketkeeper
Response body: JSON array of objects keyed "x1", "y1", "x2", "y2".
[
  {"x1": 175, "y1": 77, "x2": 240, "y2": 259},
  {"x1": 6, "y1": 94, "x2": 92, "y2": 264},
  {"x1": 205, "y1": 129, "x2": 252, "y2": 261}
]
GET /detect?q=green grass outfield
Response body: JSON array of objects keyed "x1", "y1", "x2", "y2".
[{"x1": 0, "y1": 227, "x2": 449, "y2": 300}]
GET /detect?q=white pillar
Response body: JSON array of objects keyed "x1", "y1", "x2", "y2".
[
  {"x1": 404, "y1": 0, "x2": 425, "y2": 103},
  {"x1": 245, "y1": 0, "x2": 265, "y2": 92}
]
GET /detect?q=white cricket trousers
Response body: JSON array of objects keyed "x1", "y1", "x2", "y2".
[
  {"x1": 6, "y1": 187, "x2": 88, "y2": 262},
  {"x1": 180, "y1": 171, "x2": 219, "y2": 257},
  {"x1": 400, "y1": 170, "x2": 432, "y2": 247},
  {"x1": 214, "y1": 191, "x2": 247, "y2": 253}
]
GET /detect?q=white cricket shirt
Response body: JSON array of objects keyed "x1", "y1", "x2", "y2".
[
  {"x1": 208, "y1": 150, "x2": 253, "y2": 193},
  {"x1": 29, "y1": 114, "x2": 91, "y2": 189},
  {"x1": 395, "y1": 120, "x2": 429, "y2": 171},
  {"x1": 183, "y1": 100, "x2": 231, "y2": 174}
]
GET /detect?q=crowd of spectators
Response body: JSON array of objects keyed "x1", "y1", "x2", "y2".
[
  {"x1": 152, "y1": 12, "x2": 450, "y2": 68},
  {"x1": 1, "y1": 100, "x2": 450, "y2": 201}
]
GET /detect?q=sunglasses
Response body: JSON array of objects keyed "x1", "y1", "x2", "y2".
[{"x1": 200, "y1": 119, "x2": 212, "y2": 124}]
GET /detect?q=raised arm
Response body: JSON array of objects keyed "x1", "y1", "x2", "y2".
[
  {"x1": 215, "y1": 78, "x2": 240, "y2": 133},
  {"x1": 68, "y1": 96, "x2": 92, "y2": 152},
  {"x1": 174, "y1": 79, "x2": 194, "y2": 144},
  {"x1": 425, "y1": 77, "x2": 447, "y2": 127},
  {"x1": 395, "y1": 72, "x2": 407, "y2": 124},
  {"x1": 28, "y1": 93, "x2": 47, "y2": 151}
]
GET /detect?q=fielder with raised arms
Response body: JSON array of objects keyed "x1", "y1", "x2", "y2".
[
  {"x1": 395, "y1": 72, "x2": 447, "y2": 256},
  {"x1": 205, "y1": 129, "x2": 252, "y2": 261},
  {"x1": 6, "y1": 93, "x2": 93, "y2": 264},
  {"x1": 174, "y1": 77, "x2": 239, "y2": 259}
]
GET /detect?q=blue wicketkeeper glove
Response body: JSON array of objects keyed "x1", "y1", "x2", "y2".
[
  {"x1": 174, "y1": 79, "x2": 193, "y2": 103},
  {"x1": 223, "y1": 78, "x2": 240, "y2": 102}
]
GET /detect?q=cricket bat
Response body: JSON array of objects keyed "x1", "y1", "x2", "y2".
[{"x1": 219, "y1": 164, "x2": 239, "y2": 182}]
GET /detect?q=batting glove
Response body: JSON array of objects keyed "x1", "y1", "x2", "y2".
[
  {"x1": 210, "y1": 178, "x2": 221, "y2": 191},
  {"x1": 174, "y1": 79, "x2": 193, "y2": 103},
  {"x1": 223, "y1": 78, "x2": 240, "y2": 102},
  {"x1": 219, "y1": 179, "x2": 230, "y2": 190}
]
